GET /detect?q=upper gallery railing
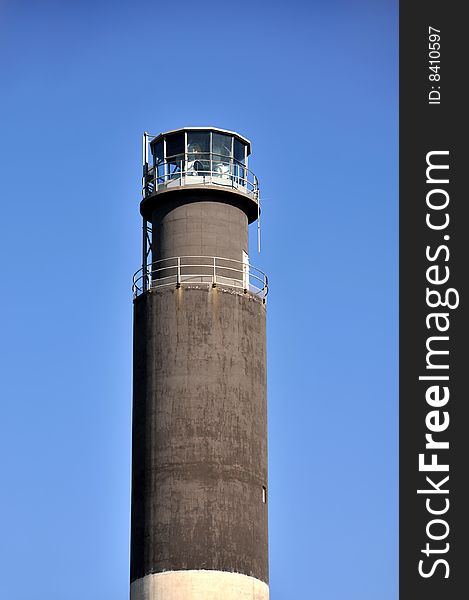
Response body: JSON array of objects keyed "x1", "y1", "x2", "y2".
[{"x1": 142, "y1": 152, "x2": 259, "y2": 202}]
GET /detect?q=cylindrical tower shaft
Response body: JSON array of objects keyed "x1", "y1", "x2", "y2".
[{"x1": 130, "y1": 128, "x2": 268, "y2": 600}]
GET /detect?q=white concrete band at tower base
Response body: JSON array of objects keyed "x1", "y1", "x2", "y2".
[{"x1": 130, "y1": 570, "x2": 269, "y2": 600}]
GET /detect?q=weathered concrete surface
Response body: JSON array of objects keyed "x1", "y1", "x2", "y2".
[
  {"x1": 152, "y1": 198, "x2": 248, "y2": 263},
  {"x1": 141, "y1": 186, "x2": 260, "y2": 225},
  {"x1": 130, "y1": 570, "x2": 269, "y2": 600},
  {"x1": 130, "y1": 286, "x2": 268, "y2": 583}
]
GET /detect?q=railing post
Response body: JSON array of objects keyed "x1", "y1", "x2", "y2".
[
  {"x1": 212, "y1": 256, "x2": 217, "y2": 287},
  {"x1": 176, "y1": 257, "x2": 181, "y2": 288}
]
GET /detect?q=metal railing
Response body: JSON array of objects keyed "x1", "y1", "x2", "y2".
[
  {"x1": 143, "y1": 153, "x2": 259, "y2": 202},
  {"x1": 132, "y1": 256, "x2": 268, "y2": 300}
]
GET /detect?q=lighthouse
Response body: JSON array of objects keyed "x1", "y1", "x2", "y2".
[{"x1": 130, "y1": 127, "x2": 269, "y2": 600}]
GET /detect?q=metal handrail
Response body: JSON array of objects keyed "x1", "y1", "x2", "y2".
[
  {"x1": 132, "y1": 255, "x2": 268, "y2": 300},
  {"x1": 143, "y1": 154, "x2": 259, "y2": 201},
  {"x1": 163, "y1": 151, "x2": 244, "y2": 163}
]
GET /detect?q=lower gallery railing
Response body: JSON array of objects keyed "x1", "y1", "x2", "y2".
[{"x1": 132, "y1": 256, "x2": 268, "y2": 300}]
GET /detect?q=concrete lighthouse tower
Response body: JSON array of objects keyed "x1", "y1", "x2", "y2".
[{"x1": 130, "y1": 127, "x2": 269, "y2": 600}]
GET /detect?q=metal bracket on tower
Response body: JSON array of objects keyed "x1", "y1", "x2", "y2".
[
  {"x1": 141, "y1": 220, "x2": 152, "y2": 293},
  {"x1": 257, "y1": 195, "x2": 261, "y2": 253},
  {"x1": 141, "y1": 132, "x2": 153, "y2": 293}
]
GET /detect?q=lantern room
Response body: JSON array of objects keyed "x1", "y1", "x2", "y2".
[{"x1": 142, "y1": 127, "x2": 259, "y2": 203}]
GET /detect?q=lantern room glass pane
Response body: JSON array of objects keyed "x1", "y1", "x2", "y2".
[
  {"x1": 233, "y1": 139, "x2": 246, "y2": 186},
  {"x1": 187, "y1": 131, "x2": 210, "y2": 175},
  {"x1": 212, "y1": 133, "x2": 232, "y2": 158},
  {"x1": 234, "y1": 139, "x2": 246, "y2": 164},
  {"x1": 165, "y1": 133, "x2": 184, "y2": 181},
  {"x1": 153, "y1": 140, "x2": 164, "y2": 164},
  {"x1": 187, "y1": 131, "x2": 210, "y2": 154},
  {"x1": 212, "y1": 133, "x2": 232, "y2": 178},
  {"x1": 165, "y1": 132, "x2": 184, "y2": 159}
]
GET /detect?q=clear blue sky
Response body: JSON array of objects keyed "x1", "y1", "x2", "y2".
[{"x1": 0, "y1": 1, "x2": 397, "y2": 598}]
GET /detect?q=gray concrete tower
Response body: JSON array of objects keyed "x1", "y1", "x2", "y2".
[{"x1": 130, "y1": 127, "x2": 268, "y2": 600}]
